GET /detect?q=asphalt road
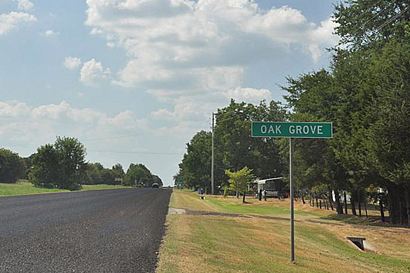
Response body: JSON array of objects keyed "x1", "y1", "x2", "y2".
[{"x1": 0, "y1": 188, "x2": 171, "y2": 273}]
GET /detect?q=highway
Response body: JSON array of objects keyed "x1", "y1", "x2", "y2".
[{"x1": 0, "y1": 188, "x2": 171, "y2": 273}]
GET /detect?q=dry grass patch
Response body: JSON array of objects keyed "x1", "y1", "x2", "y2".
[
  {"x1": 157, "y1": 190, "x2": 410, "y2": 273},
  {"x1": 170, "y1": 190, "x2": 218, "y2": 212}
]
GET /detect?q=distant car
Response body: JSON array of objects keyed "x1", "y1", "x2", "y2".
[{"x1": 152, "y1": 183, "x2": 159, "y2": 188}]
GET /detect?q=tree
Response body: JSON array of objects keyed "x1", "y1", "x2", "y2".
[
  {"x1": 225, "y1": 167, "x2": 255, "y2": 203},
  {"x1": 54, "y1": 137, "x2": 87, "y2": 190},
  {"x1": 124, "y1": 163, "x2": 153, "y2": 187},
  {"x1": 178, "y1": 131, "x2": 212, "y2": 190},
  {"x1": 84, "y1": 163, "x2": 124, "y2": 185},
  {"x1": 30, "y1": 144, "x2": 60, "y2": 188},
  {"x1": 30, "y1": 137, "x2": 87, "y2": 190},
  {"x1": 280, "y1": 0, "x2": 410, "y2": 222},
  {"x1": 332, "y1": 0, "x2": 410, "y2": 223},
  {"x1": 215, "y1": 100, "x2": 286, "y2": 181},
  {"x1": 0, "y1": 148, "x2": 25, "y2": 183},
  {"x1": 112, "y1": 163, "x2": 125, "y2": 184},
  {"x1": 283, "y1": 72, "x2": 348, "y2": 214},
  {"x1": 84, "y1": 163, "x2": 103, "y2": 185},
  {"x1": 177, "y1": 100, "x2": 286, "y2": 193},
  {"x1": 366, "y1": 40, "x2": 410, "y2": 224},
  {"x1": 334, "y1": 0, "x2": 409, "y2": 51}
]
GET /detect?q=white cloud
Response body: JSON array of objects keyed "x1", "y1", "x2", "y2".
[
  {"x1": 0, "y1": 100, "x2": 186, "y2": 185},
  {"x1": 16, "y1": 0, "x2": 34, "y2": 11},
  {"x1": 224, "y1": 87, "x2": 272, "y2": 104},
  {"x1": 0, "y1": 11, "x2": 36, "y2": 35},
  {"x1": 309, "y1": 17, "x2": 339, "y2": 61},
  {"x1": 80, "y1": 58, "x2": 111, "y2": 85},
  {"x1": 84, "y1": 0, "x2": 339, "y2": 128},
  {"x1": 63, "y1": 57, "x2": 82, "y2": 70},
  {"x1": 151, "y1": 108, "x2": 175, "y2": 120},
  {"x1": 42, "y1": 29, "x2": 59, "y2": 37},
  {"x1": 0, "y1": 100, "x2": 148, "y2": 145}
]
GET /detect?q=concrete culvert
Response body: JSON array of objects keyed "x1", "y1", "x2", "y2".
[{"x1": 347, "y1": 236, "x2": 366, "y2": 251}]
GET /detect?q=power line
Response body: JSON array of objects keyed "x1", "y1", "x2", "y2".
[
  {"x1": 88, "y1": 150, "x2": 181, "y2": 156},
  {"x1": 81, "y1": 134, "x2": 140, "y2": 142},
  {"x1": 361, "y1": 4, "x2": 409, "y2": 42},
  {"x1": 372, "y1": 5, "x2": 409, "y2": 36}
]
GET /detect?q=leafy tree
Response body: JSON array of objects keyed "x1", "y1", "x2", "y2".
[
  {"x1": 54, "y1": 137, "x2": 87, "y2": 190},
  {"x1": 215, "y1": 100, "x2": 286, "y2": 181},
  {"x1": 178, "y1": 131, "x2": 212, "y2": 190},
  {"x1": 283, "y1": 72, "x2": 348, "y2": 214},
  {"x1": 21, "y1": 154, "x2": 34, "y2": 179},
  {"x1": 100, "y1": 169, "x2": 116, "y2": 185},
  {"x1": 366, "y1": 40, "x2": 410, "y2": 224},
  {"x1": 0, "y1": 148, "x2": 25, "y2": 183},
  {"x1": 173, "y1": 172, "x2": 185, "y2": 189},
  {"x1": 177, "y1": 100, "x2": 286, "y2": 193},
  {"x1": 84, "y1": 163, "x2": 103, "y2": 185},
  {"x1": 112, "y1": 163, "x2": 125, "y2": 184},
  {"x1": 30, "y1": 137, "x2": 86, "y2": 190},
  {"x1": 30, "y1": 144, "x2": 61, "y2": 188},
  {"x1": 124, "y1": 163, "x2": 153, "y2": 187},
  {"x1": 84, "y1": 162, "x2": 125, "y2": 185},
  {"x1": 280, "y1": 0, "x2": 410, "y2": 222},
  {"x1": 334, "y1": 0, "x2": 409, "y2": 50},
  {"x1": 225, "y1": 167, "x2": 255, "y2": 203}
]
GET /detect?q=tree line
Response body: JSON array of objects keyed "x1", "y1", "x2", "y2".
[
  {"x1": 176, "y1": 0, "x2": 410, "y2": 225},
  {"x1": 0, "y1": 137, "x2": 162, "y2": 190}
]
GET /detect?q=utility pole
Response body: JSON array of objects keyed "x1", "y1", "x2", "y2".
[{"x1": 211, "y1": 112, "x2": 215, "y2": 195}]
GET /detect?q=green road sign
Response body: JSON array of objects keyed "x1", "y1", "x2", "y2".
[{"x1": 251, "y1": 121, "x2": 333, "y2": 138}]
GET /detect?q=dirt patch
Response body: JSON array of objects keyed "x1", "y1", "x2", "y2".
[{"x1": 168, "y1": 208, "x2": 186, "y2": 215}]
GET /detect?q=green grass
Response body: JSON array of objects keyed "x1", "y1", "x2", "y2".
[
  {"x1": 207, "y1": 197, "x2": 289, "y2": 215},
  {"x1": 200, "y1": 195, "x2": 323, "y2": 218},
  {"x1": 0, "y1": 181, "x2": 68, "y2": 196},
  {"x1": 157, "y1": 190, "x2": 410, "y2": 273},
  {"x1": 0, "y1": 180, "x2": 132, "y2": 197}
]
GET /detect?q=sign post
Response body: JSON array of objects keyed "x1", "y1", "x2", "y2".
[
  {"x1": 251, "y1": 121, "x2": 333, "y2": 263},
  {"x1": 289, "y1": 137, "x2": 294, "y2": 262}
]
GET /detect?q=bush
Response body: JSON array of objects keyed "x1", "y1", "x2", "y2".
[{"x1": 0, "y1": 148, "x2": 26, "y2": 183}]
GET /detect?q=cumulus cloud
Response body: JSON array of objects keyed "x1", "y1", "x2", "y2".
[
  {"x1": 16, "y1": 0, "x2": 34, "y2": 11},
  {"x1": 42, "y1": 29, "x2": 59, "y2": 37},
  {"x1": 63, "y1": 57, "x2": 82, "y2": 70},
  {"x1": 309, "y1": 17, "x2": 339, "y2": 61},
  {"x1": 0, "y1": 100, "x2": 147, "y2": 147},
  {"x1": 0, "y1": 11, "x2": 37, "y2": 35},
  {"x1": 224, "y1": 87, "x2": 272, "y2": 104},
  {"x1": 84, "y1": 0, "x2": 338, "y2": 123},
  {"x1": 0, "y1": 100, "x2": 187, "y2": 184},
  {"x1": 80, "y1": 59, "x2": 111, "y2": 85}
]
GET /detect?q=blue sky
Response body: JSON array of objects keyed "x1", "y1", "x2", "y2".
[{"x1": 0, "y1": 0, "x2": 339, "y2": 185}]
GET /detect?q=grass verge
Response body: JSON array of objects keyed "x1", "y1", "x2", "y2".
[
  {"x1": 157, "y1": 190, "x2": 410, "y2": 273},
  {"x1": 0, "y1": 180, "x2": 132, "y2": 197}
]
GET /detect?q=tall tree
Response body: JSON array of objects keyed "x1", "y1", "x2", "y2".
[
  {"x1": 214, "y1": 100, "x2": 286, "y2": 181},
  {"x1": 54, "y1": 137, "x2": 87, "y2": 190},
  {"x1": 178, "y1": 131, "x2": 212, "y2": 190},
  {"x1": 124, "y1": 163, "x2": 154, "y2": 187},
  {"x1": 30, "y1": 137, "x2": 87, "y2": 190},
  {"x1": 30, "y1": 144, "x2": 61, "y2": 188},
  {"x1": 0, "y1": 148, "x2": 25, "y2": 183}
]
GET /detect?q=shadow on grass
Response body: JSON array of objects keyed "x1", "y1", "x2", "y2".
[{"x1": 320, "y1": 214, "x2": 410, "y2": 229}]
